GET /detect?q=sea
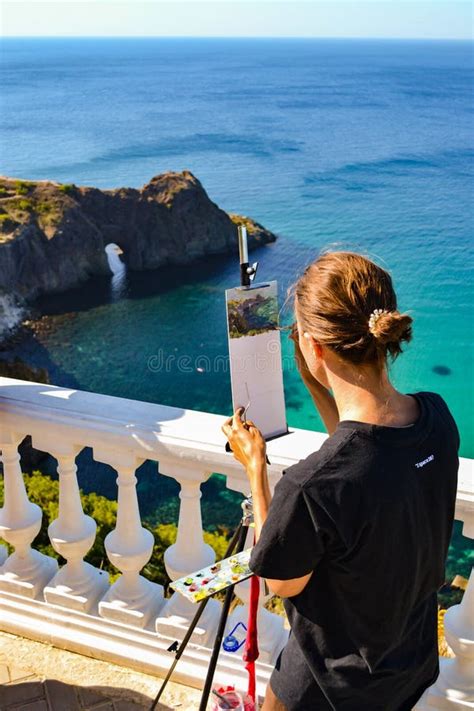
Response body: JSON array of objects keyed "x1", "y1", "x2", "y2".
[{"x1": 0, "y1": 38, "x2": 473, "y2": 575}]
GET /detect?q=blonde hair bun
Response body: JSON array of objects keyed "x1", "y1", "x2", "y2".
[
  {"x1": 370, "y1": 310, "x2": 413, "y2": 350},
  {"x1": 295, "y1": 251, "x2": 413, "y2": 365}
]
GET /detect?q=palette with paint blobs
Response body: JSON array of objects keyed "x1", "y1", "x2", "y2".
[{"x1": 170, "y1": 549, "x2": 253, "y2": 603}]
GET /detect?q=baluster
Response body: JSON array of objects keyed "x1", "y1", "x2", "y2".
[
  {"x1": 93, "y1": 449, "x2": 164, "y2": 628},
  {"x1": 156, "y1": 461, "x2": 220, "y2": 646},
  {"x1": 43, "y1": 444, "x2": 109, "y2": 612},
  {"x1": 0, "y1": 431, "x2": 58, "y2": 597},
  {"x1": 415, "y1": 510, "x2": 474, "y2": 710},
  {"x1": 415, "y1": 567, "x2": 474, "y2": 710},
  {"x1": 223, "y1": 507, "x2": 288, "y2": 665},
  {"x1": 440, "y1": 567, "x2": 474, "y2": 702},
  {"x1": 223, "y1": 477, "x2": 288, "y2": 664},
  {"x1": 224, "y1": 577, "x2": 288, "y2": 665}
]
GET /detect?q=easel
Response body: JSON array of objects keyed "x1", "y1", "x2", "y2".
[
  {"x1": 149, "y1": 497, "x2": 255, "y2": 711},
  {"x1": 238, "y1": 224, "x2": 259, "y2": 287},
  {"x1": 151, "y1": 225, "x2": 281, "y2": 710}
]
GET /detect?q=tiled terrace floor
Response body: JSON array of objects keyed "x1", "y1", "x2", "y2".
[
  {"x1": 0, "y1": 631, "x2": 202, "y2": 711},
  {"x1": 0, "y1": 665, "x2": 146, "y2": 710}
]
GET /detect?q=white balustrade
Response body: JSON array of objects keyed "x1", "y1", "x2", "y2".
[
  {"x1": 93, "y1": 448, "x2": 164, "y2": 628},
  {"x1": 439, "y1": 567, "x2": 474, "y2": 704},
  {"x1": 0, "y1": 429, "x2": 58, "y2": 597},
  {"x1": 0, "y1": 376, "x2": 472, "y2": 702},
  {"x1": 414, "y1": 479, "x2": 474, "y2": 711},
  {"x1": 41, "y1": 443, "x2": 109, "y2": 612},
  {"x1": 156, "y1": 460, "x2": 220, "y2": 646}
]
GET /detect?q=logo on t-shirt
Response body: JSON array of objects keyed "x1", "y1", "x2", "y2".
[{"x1": 415, "y1": 454, "x2": 435, "y2": 469}]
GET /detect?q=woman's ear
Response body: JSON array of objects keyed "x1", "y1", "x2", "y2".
[
  {"x1": 314, "y1": 341, "x2": 324, "y2": 359},
  {"x1": 306, "y1": 334, "x2": 323, "y2": 360}
]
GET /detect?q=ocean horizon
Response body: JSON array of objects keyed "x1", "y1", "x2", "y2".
[{"x1": 0, "y1": 38, "x2": 473, "y2": 563}]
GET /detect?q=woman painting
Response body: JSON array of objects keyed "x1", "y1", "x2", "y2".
[{"x1": 222, "y1": 252, "x2": 459, "y2": 711}]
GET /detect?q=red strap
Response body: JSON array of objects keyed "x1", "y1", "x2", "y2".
[{"x1": 243, "y1": 573, "x2": 260, "y2": 702}]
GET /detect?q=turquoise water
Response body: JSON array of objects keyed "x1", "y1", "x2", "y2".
[
  {"x1": 1, "y1": 37, "x2": 472, "y2": 454},
  {"x1": 0, "y1": 39, "x2": 473, "y2": 574}
]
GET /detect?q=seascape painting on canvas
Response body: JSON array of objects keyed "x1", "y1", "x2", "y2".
[
  {"x1": 227, "y1": 289, "x2": 279, "y2": 339},
  {"x1": 225, "y1": 282, "x2": 287, "y2": 439}
]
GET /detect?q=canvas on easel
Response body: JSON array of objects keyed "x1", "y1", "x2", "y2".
[{"x1": 226, "y1": 280, "x2": 287, "y2": 440}]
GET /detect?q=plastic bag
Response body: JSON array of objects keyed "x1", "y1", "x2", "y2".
[{"x1": 211, "y1": 685, "x2": 257, "y2": 711}]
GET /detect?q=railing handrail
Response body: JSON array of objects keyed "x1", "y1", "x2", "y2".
[{"x1": 0, "y1": 375, "x2": 472, "y2": 506}]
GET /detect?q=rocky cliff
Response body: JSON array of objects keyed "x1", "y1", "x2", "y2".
[{"x1": 0, "y1": 171, "x2": 276, "y2": 310}]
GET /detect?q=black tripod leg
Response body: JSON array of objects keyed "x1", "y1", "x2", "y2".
[
  {"x1": 150, "y1": 595, "x2": 210, "y2": 710},
  {"x1": 150, "y1": 521, "x2": 244, "y2": 711},
  {"x1": 198, "y1": 522, "x2": 250, "y2": 711}
]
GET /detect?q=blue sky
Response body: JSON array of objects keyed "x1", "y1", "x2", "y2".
[{"x1": 1, "y1": 1, "x2": 472, "y2": 39}]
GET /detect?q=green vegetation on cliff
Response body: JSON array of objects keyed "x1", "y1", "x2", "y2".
[{"x1": 0, "y1": 171, "x2": 277, "y2": 304}]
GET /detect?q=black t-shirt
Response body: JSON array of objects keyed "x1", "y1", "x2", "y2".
[{"x1": 250, "y1": 392, "x2": 459, "y2": 711}]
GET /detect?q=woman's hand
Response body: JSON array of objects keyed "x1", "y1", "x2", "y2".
[
  {"x1": 222, "y1": 407, "x2": 267, "y2": 475},
  {"x1": 222, "y1": 408, "x2": 270, "y2": 536},
  {"x1": 289, "y1": 322, "x2": 320, "y2": 389},
  {"x1": 289, "y1": 323, "x2": 340, "y2": 435}
]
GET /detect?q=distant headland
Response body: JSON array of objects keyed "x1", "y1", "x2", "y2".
[{"x1": 0, "y1": 170, "x2": 277, "y2": 335}]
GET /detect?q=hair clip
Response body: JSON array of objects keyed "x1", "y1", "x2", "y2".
[{"x1": 368, "y1": 308, "x2": 388, "y2": 334}]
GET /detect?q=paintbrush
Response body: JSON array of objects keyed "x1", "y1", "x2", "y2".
[{"x1": 211, "y1": 688, "x2": 232, "y2": 709}]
